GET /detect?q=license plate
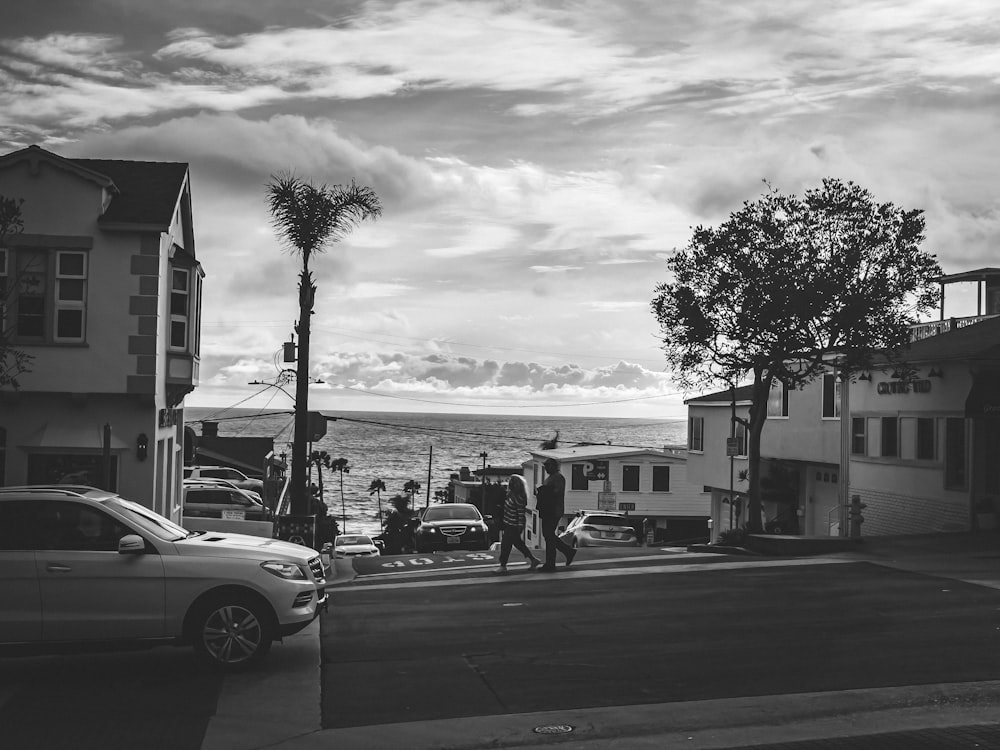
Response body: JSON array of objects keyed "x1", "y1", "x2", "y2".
[{"x1": 447, "y1": 536, "x2": 461, "y2": 544}]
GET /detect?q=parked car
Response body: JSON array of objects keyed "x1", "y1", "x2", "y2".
[
  {"x1": 413, "y1": 503, "x2": 489, "y2": 552},
  {"x1": 333, "y1": 534, "x2": 381, "y2": 557},
  {"x1": 0, "y1": 485, "x2": 327, "y2": 668},
  {"x1": 183, "y1": 466, "x2": 264, "y2": 495},
  {"x1": 182, "y1": 483, "x2": 273, "y2": 522},
  {"x1": 182, "y1": 477, "x2": 263, "y2": 504},
  {"x1": 560, "y1": 511, "x2": 639, "y2": 548}
]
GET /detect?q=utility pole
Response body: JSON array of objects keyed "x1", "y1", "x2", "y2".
[
  {"x1": 479, "y1": 451, "x2": 488, "y2": 517},
  {"x1": 426, "y1": 445, "x2": 432, "y2": 508}
]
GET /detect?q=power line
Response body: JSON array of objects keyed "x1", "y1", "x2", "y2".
[{"x1": 333, "y1": 384, "x2": 685, "y2": 409}]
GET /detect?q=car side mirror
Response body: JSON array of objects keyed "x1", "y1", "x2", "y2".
[{"x1": 118, "y1": 534, "x2": 146, "y2": 555}]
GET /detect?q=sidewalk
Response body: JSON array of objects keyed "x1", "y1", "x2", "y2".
[{"x1": 201, "y1": 534, "x2": 1000, "y2": 750}]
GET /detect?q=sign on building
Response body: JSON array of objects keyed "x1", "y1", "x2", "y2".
[
  {"x1": 598, "y1": 491, "x2": 617, "y2": 510},
  {"x1": 583, "y1": 460, "x2": 609, "y2": 480}
]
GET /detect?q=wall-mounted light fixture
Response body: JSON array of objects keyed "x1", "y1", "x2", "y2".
[
  {"x1": 858, "y1": 372, "x2": 872, "y2": 382},
  {"x1": 890, "y1": 369, "x2": 903, "y2": 379},
  {"x1": 928, "y1": 367, "x2": 944, "y2": 378},
  {"x1": 136, "y1": 433, "x2": 149, "y2": 461}
]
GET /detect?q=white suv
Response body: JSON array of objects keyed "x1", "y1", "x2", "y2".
[
  {"x1": 0, "y1": 486, "x2": 326, "y2": 668},
  {"x1": 183, "y1": 466, "x2": 264, "y2": 495}
]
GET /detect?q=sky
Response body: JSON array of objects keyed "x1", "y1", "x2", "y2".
[{"x1": 2, "y1": 0, "x2": 998, "y2": 419}]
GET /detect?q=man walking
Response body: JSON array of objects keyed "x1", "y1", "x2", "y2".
[{"x1": 534, "y1": 458, "x2": 576, "y2": 571}]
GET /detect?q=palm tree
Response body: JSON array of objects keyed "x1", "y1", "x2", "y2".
[
  {"x1": 308, "y1": 450, "x2": 331, "y2": 501},
  {"x1": 266, "y1": 173, "x2": 381, "y2": 515},
  {"x1": 331, "y1": 457, "x2": 351, "y2": 532},
  {"x1": 368, "y1": 478, "x2": 387, "y2": 532},
  {"x1": 403, "y1": 480, "x2": 421, "y2": 507}
]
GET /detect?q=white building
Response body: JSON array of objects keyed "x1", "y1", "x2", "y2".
[{"x1": 522, "y1": 445, "x2": 710, "y2": 547}]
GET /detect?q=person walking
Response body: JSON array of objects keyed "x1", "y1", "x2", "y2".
[
  {"x1": 494, "y1": 474, "x2": 541, "y2": 575},
  {"x1": 534, "y1": 457, "x2": 576, "y2": 571}
]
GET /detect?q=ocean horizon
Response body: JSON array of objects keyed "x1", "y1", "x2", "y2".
[{"x1": 185, "y1": 407, "x2": 687, "y2": 539}]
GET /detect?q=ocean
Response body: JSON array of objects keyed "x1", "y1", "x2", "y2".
[{"x1": 184, "y1": 408, "x2": 687, "y2": 539}]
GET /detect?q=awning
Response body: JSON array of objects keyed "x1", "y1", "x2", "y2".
[
  {"x1": 965, "y1": 372, "x2": 1000, "y2": 419},
  {"x1": 19, "y1": 423, "x2": 130, "y2": 450}
]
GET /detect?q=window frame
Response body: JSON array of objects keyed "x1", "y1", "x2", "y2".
[
  {"x1": 851, "y1": 417, "x2": 867, "y2": 455},
  {"x1": 822, "y1": 374, "x2": 841, "y2": 419},
  {"x1": 622, "y1": 464, "x2": 640, "y2": 493},
  {"x1": 652, "y1": 465, "x2": 670, "y2": 492},
  {"x1": 53, "y1": 250, "x2": 87, "y2": 343},
  {"x1": 169, "y1": 267, "x2": 191, "y2": 351},
  {"x1": 688, "y1": 416, "x2": 704, "y2": 452},
  {"x1": 880, "y1": 417, "x2": 899, "y2": 458},
  {"x1": 767, "y1": 380, "x2": 789, "y2": 418},
  {"x1": 944, "y1": 417, "x2": 968, "y2": 490}
]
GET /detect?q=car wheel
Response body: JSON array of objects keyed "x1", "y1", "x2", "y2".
[{"x1": 193, "y1": 596, "x2": 273, "y2": 669}]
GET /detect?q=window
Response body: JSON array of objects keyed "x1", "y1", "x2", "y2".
[
  {"x1": 4, "y1": 247, "x2": 88, "y2": 343},
  {"x1": 851, "y1": 417, "x2": 867, "y2": 455},
  {"x1": 26, "y1": 453, "x2": 117, "y2": 491},
  {"x1": 944, "y1": 418, "x2": 967, "y2": 489},
  {"x1": 170, "y1": 268, "x2": 190, "y2": 350},
  {"x1": 767, "y1": 380, "x2": 789, "y2": 417},
  {"x1": 571, "y1": 463, "x2": 589, "y2": 491},
  {"x1": 38, "y1": 501, "x2": 128, "y2": 552},
  {"x1": 688, "y1": 416, "x2": 704, "y2": 451},
  {"x1": 622, "y1": 465, "x2": 640, "y2": 492},
  {"x1": 880, "y1": 417, "x2": 899, "y2": 457},
  {"x1": 54, "y1": 251, "x2": 87, "y2": 342},
  {"x1": 733, "y1": 421, "x2": 748, "y2": 457},
  {"x1": 916, "y1": 418, "x2": 935, "y2": 460},
  {"x1": 822, "y1": 374, "x2": 841, "y2": 418},
  {"x1": 652, "y1": 465, "x2": 670, "y2": 492}
]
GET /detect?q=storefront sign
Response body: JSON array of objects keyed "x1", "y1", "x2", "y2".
[
  {"x1": 598, "y1": 491, "x2": 617, "y2": 510},
  {"x1": 876, "y1": 379, "x2": 932, "y2": 395}
]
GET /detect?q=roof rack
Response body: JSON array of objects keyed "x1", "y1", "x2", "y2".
[{"x1": 0, "y1": 484, "x2": 122, "y2": 499}]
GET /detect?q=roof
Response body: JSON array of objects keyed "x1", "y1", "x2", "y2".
[
  {"x1": 0, "y1": 145, "x2": 189, "y2": 228},
  {"x1": 71, "y1": 157, "x2": 188, "y2": 226},
  {"x1": 684, "y1": 384, "x2": 754, "y2": 406},
  {"x1": 936, "y1": 268, "x2": 1000, "y2": 284},
  {"x1": 882, "y1": 315, "x2": 1000, "y2": 365},
  {"x1": 532, "y1": 445, "x2": 684, "y2": 462}
]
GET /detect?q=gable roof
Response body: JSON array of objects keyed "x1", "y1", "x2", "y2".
[
  {"x1": 71, "y1": 157, "x2": 188, "y2": 227},
  {"x1": 684, "y1": 384, "x2": 754, "y2": 406},
  {"x1": 0, "y1": 145, "x2": 189, "y2": 228}
]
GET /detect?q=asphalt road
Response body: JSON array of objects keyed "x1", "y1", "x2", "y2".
[{"x1": 320, "y1": 560, "x2": 1000, "y2": 730}]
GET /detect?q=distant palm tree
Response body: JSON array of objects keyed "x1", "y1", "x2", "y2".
[
  {"x1": 308, "y1": 450, "x2": 331, "y2": 501},
  {"x1": 331, "y1": 457, "x2": 351, "y2": 532},
  {"x1": 266, "y1": 173, "x2": 381, "y2": 515},
  {"x1": 368, "y1": 478, "x2": 387, "y2": 532},
  {"x1": 403, "y1": 480, "x2": 421, "y2": 506}
]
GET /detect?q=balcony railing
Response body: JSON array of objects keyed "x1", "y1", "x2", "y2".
[{"x1": 910, "y1": 314, "x2": 999, "y2": 342}]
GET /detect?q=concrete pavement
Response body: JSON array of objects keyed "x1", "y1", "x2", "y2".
[{"x1": 200, "y1": 533, "x2": 1000, "y2": 750}]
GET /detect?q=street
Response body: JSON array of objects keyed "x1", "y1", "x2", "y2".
[
  {"x1": 321, "y1": 556, "x2": 1000, "y2": 730},
  {"x1": 3, "y1": 546, "x2": 1000, "y2": 750}
]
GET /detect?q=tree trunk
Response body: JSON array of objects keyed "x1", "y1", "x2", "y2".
[
  {"x1": 290, "y1": 267, "x2": 315, "y2": 515},
  {"x1": 746, "y1": 367, "x2": 771, "y2": 534}
]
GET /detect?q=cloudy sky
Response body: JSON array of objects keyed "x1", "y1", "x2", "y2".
[{"x1": 3, "y1": 0, "x2": 997, "y2": 418}]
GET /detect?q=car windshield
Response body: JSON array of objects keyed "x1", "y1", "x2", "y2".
[
  {"x1": 423, "y1": 506, "x2": 481, "y2": 521},
  {"x1": 337, "y1": 536, "x2": 372, "y2": 546},
  {"x1": 103, "y1": 496, "x2": 189, "y2": 541},
  {"x1": 582, "y1": 515, "x2": 631, "y2": 527}
]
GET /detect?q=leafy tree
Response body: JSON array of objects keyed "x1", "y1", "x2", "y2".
[
  {"x1": 651, "y1": 178, "x2": 940, "y2": 532},
  {"x1": 1, "y1": 195, "x2": 32, "y2": 389},
  {"x1": 368, "y1": 478, "x2": 386, "y2": 532},
  {"x1": 266, "y1": 174, "x2": 381, "y2": 514}
]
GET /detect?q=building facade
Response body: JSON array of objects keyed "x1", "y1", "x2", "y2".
[
  {"x1": 0, "y1": 145, "x2": 203, "y2": 521},
  {"x1": 523, "y1": 445, "x2": 710, "y2": 547}
]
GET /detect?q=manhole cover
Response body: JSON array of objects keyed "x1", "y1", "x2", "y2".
[{"x1": 533, "y1": 725, "x2": 574, "y2": 735}]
